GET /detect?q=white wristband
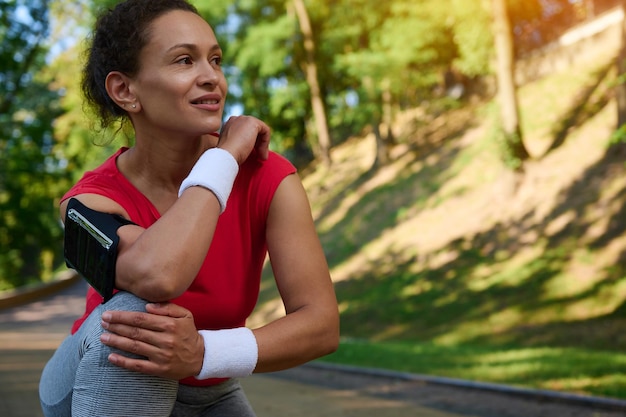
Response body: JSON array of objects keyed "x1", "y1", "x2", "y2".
[
  {"x1": 195, "y1": 327, "x2": 258, "y2": 380},
  {"x1": 178, "y1": 148, "x2": 239, "y2": 213}
]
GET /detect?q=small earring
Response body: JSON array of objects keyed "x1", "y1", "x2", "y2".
[{"x1": 132, "y1": 104, "x2": 137, "y2": 109}]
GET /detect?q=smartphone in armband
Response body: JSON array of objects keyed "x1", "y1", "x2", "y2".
[{"x1": 63, "y1": 198, "x2": 135, "y2": 302}]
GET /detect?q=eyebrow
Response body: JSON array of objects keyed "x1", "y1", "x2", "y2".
[{"x1": 166, "y1": 43, "x2": 222, "y2": 54}]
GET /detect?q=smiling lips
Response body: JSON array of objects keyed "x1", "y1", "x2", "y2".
[
  {"x1": 195, "y1": 99, "x2": 219, "y2": 105},
  {"x1": 192, "y1": 96, "x2": 221, "y2": 111}
]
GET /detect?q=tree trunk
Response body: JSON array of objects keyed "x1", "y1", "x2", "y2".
[
  {"x1": 612, "y1": 2, "x2": 626, "y2": 156},
  {"x1": 616, "y1": 3, "x2": 626, "y2": 128},
  {"x1": 362, "y1": 76, "x2": 390, "y2": 168},
  {"x1": 372, "y1": 115, "x2": 387, "y2": 168},
  {"x1": 492, "y1": 0, "x2": 530, "y2": 168},
  {"x1": 382, "y1": 78, "x2": 395, "y2": 147},
  {"x1": 292, "y1": 0, "x2": 332, "y2": 166}
]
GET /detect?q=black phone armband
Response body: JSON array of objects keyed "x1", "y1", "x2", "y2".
[{"x1": 64, "y1": 198, "x2": 136, "y2": 302}]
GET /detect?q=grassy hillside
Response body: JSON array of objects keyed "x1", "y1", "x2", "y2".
[{"x1": 249, "y1": 48, "x2": 626, "y2": 399}]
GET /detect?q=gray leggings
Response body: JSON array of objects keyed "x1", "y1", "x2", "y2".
[{"x1": 39, "y1": 291, "x2": 256, "y2": 417}]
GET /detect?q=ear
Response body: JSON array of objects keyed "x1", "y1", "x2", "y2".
[{"x1": 105, "y1": 71, "x2": 138, "y2": 110}]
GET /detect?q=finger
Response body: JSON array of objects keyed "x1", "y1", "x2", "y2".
[
  {"x1": 102, "y1": 322, "x2": 147, "y2": 342},
  {"x1": 256, "y1": 129, "x2": 270, "y2": 160},
  {"x1": 101, "y1": 310, "x2": 167, "y2": 332},
  {"x1": 101, "y1": 330, "x2": 157, "y2": 355},
  {"x1": 106, "y1": 351, "x2": 164, "y2": 376},
  {"x1": 103, "y1": 335, "x2": 182, "y2": 379},
  {"x1": 101, "y1": 328, "x2": 180, "y2": 366},
  {"x1": 145, "y1": 302, "x2": 192, "y2": 318}
]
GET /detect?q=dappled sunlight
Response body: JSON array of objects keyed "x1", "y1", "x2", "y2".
[
  {"x1": 315, "y1": 136, "x2": 423, "y2": 237},
  {"x1": 372, "y1": 324, "x2": 411, "y2": 341},
  {"x1": 545, "y1": 373, "x2": 626, "y2": 398},
  {"x1": 304, "y1": 92, "x2": 626, "y2": 355},
  {"x1": 248, "y1": 36, "x2": 626, "y2": 399},
  {"x1": 302, "y1": 135, "x2": 375, "y2": 221},
  {"x1": 544, "y1": 210, "x2": 577, "y2": 236}
]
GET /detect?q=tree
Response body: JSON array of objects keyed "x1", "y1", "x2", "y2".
[
  {"x1": 613, "y1": 0, "x2": 626, "y2": 153},
  {"x1": 491, "y1": 0, "x2": 530, "y2": 170},
  {"x1": 0, "y1": 0, "x2": 133, "y2": 289},
  {"x1": 329, "y1": 0, "x2": 480, "y2": 166},
  {"x1": 616, "y1": 0, "x2": 626, "y2": 128},
  {"x1": 222, "y1": 1, "x2": 312, "y2": 164},
  {"x1": 325, "y1": 1, "x2": 404, "y2": 165},
  {"x1": 48, "y1": 0, "x2": 126, "y2": 178},
  {"x1": 0, "y1": 0, "x2": 69, "y2": 288},
  {"x1": 200, "y1": 0, "x2": 495, "y2": 168},
  {"x1": 292, "y1": 0, "x2": 331, "y2": 165}
]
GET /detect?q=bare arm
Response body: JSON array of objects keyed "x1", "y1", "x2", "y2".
[
  {"x1": 62, "y1": 116, "x2": 271, "y2": 302},
  {"x1": 252, "y1": 173, "x2": 340, "y2": 372},
  {"x1": 97, "y1": 172, "x2": 339, "y2": 379},
  {"x1": 61, "y1": 187, "x2": 221, "y2": 302}
]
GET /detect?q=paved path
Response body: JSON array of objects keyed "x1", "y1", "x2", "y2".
[{"x1": 1, "y1": 277, "x2": 624, "y2": 417}]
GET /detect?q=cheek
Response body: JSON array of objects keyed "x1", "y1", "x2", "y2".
[{"x1": 137, "y1": 72, "x2": 189, "y2": 100}]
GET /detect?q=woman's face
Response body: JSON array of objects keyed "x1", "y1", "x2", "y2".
[{"x1": 130, "y1": 10, "x2": 228, "y2": 137}]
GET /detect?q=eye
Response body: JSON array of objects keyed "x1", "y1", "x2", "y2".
[
  {"x1": 210, "y1": 55, "x2": 222, "y2": 67},
  {"x1": 176, "y1": 56, "x2": 193, "y2": 65}
]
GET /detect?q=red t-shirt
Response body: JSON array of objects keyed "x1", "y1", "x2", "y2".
[{"x1": 62, "y1": 147, "x2": 296, "y2": 386}]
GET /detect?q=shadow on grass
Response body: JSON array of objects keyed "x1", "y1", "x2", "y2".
[
  {"x1": 256, "y1": 107, "x2": 479, "y2": 308},
  {"x1": 542, "y1": 60, "x2": 614, "y2": 157},
  {"x1": 256, "y1": 72, "x2": 626, "y2": 356},
  {"x1": 333, "y1": 140, "x2": 626, "y2": 351}
]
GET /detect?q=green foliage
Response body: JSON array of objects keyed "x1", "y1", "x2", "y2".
[
  {"x1": 251, "y1": 28, "x2": 626, "y2": 397},
  {"x1": 207, "y1": 0, "x2": 497, "y2": 161},
  {"x1": 45, "y1": 44, "x2": 123, "y2": 178},
  {"x1": 3, "y1": 0, "x2": 597, "y2": 289},
  {"x1": 220, "y1": 0, "x2": 308, "y2": 158},
  {"x1": 0, "y1": 0, "x2": 127, "y2": 290},
  {"x1": 235, "y1": 16, "x2": 294, "y2": 78},
  {"x1": 283, "y1": 38, "x2": 626, "y2": 399},
  {"x1": 492, "y1": 125, "x2": 526, "y2": 170},
  {"x1": 611, "y1": 126, "x2": 626, "y2": 147},
  {"x1": 190, "y1": 0, "x2": 230, "y2": 23},
  {"x1": 0, "y1": 0, "x2": 70, "y2": 288},
  {"x1": 450, "y1": 0, "x2": 493, "y2": 76},
  {"x1": 323, "y1": 340, "x2": 626, "y2": 399}
]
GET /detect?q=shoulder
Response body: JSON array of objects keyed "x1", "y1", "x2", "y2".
[
  {"x1": 59, "y1": 148, "x2": 151, "y2": 223},
  {"x1": 228, "y1": 151, "x2": 297, "y2": 220},
  {"x1": 239, "y1": 151, "x2": 297, "y2": 188},
  {"x1": 62, "y1": 148, "x2": 128, "y2": 203}
]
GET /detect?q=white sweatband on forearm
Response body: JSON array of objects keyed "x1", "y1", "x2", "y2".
[
  {"x1": 195, "y1": 327, "x2": 258, "y2": 379},
  {"x1": 178, "y1": 148, "x2": 239, "y2": 213}
]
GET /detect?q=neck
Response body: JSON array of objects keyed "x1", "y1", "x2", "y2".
[{"x1": 118, "y1": 133, "x2": 219, "y2": 202}]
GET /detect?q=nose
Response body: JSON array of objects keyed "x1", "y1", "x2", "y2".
[{"x1": 198, "y1": 60, "x2": 220, "y2": 86}]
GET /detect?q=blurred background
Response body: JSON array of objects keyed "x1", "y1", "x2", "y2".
[{"x1": 2, "y1": 0, "x2": 626, "y2": 400}]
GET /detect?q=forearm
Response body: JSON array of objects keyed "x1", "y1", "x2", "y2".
[
  {"x1": 115, "y1": 186, "x2": 221, "y2": 301},
  {"x1": 115, "y1": 147, "x2": 239, "y2": 301},
  {"x1": 245, "y1": 173, "x2": 339, "y2": 373},
  {"x1": 252, "y1": 302, "x2": 339, "y2": 373}
]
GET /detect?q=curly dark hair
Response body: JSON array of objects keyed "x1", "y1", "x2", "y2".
[{"x1": 82, "y1": 0, "x2": 199, "y2": 129}]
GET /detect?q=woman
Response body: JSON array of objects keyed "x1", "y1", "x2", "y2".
[{"x1": 39, "y1": 0, "x2": 339, "y2": 415}]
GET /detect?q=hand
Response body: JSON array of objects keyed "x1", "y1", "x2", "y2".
[
  {"x1": 218, "y1": 115, "x2": 270, "y2": 164},
  {"x1": 100, "y1": 302, "x2": 204, "y2": 380}
]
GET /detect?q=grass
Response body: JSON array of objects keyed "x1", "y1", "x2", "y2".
[
  {"x1": 322, "y1": 339, "x2": 626, "y2": 399},
  {"x1": 249, "y1": 47, "x2": 626, "y2": 400}
]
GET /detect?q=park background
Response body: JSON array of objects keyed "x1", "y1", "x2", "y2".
[{"x1": 2, "y1": 0, "x2": 626, "y2": 401}]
